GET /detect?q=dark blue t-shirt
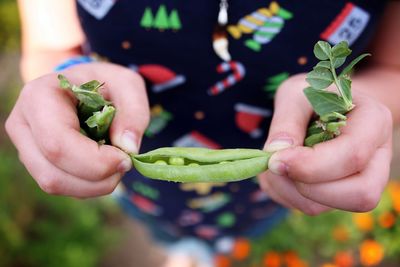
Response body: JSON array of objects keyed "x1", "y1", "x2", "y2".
[{"x1": 76, "y1": 0, "x2": 386, "y2": 243}]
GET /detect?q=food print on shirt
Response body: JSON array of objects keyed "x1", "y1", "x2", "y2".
[{"x1": 228, "y1": 1, "x2": 293, "y2": 52}]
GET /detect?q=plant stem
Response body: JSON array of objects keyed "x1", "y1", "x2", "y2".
[{"x1": 330, "y1": 58, "x2": 353, "y2": 111}]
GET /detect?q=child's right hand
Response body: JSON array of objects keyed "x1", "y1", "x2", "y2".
[{"x1": 5, "y1": 62, "x2": 150, "y2": 198}]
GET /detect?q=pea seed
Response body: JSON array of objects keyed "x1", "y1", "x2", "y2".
[
  {"x1": 169, "y1": 157, "x2": 185, "y2": 166},
  {"x1": 154, "y1": 160, "x2": 168, "y2": 165},
  {"x1": 188, "y1": 163, "x2": 200, "y2": 167}
]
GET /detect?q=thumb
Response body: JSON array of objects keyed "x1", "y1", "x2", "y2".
[
  {"x1": 264, "y1": 74, "x2": 313, "y2": 173},
  {"x1": 105, "y1": 70, "x2": 150, "y2": 154}
]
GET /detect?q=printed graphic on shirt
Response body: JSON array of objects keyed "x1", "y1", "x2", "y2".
[
  {"x1": 178, "y1": 210, "x2": 204, "y2": 227},
  {"x1": 145, "y1": 105, "x2": 173, "y2": 137},
  {"x1": 77, "y1": 0, "x2": 116, "y2": 20},
  {"x1": 180, "y1": 182, "x2": 226, "y2": 195},
  {"x1": 132, "y1": 181, "x2": 160, "y2": 200},
  {"x1": 130, "y1": 194, "x2": 163, "y2": 216},
  {"x1": 140, "y1": 5, "x2": 182, "y2": 31},
  {"x1": 228, "y1": 1, "x2": 293, "y2": 52},
  {"x1": 187, "y1": 193, "x2": 231, "y2": 213},
  {"x1": 216, "y1": 212, "x2": 236, "y2": 228},
  {"x1": 129, "y1": 64, "x2": 186, "y2": 93},
  {"x1": 173, "y1": 131, "x2": 221, "y2": 149},
  {"x1": 321, "y1": 3, "x2": 370, "y2": 46},
  {"x1": 234, "y1": 103, "x2": 272, "y2": 138},
  {"x1": 263, "y1": 72, "x2": 290, "y2": 96},
  {"x1": 195, "y1": 225, "x2": 220, "y2": 240},
  {"x1": 208, "y1": 61, "x2": 246, "y2": 96}
]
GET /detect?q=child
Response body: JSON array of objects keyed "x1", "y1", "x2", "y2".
[{"x1": 6, "y1": 0, "x2": 400, "y2": 266}]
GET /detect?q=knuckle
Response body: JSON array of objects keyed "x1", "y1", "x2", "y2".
[
  {"x1": 354, "y1": 186, "x2": 381, "y2": 212},
  {"x1": 302, "y1": 204, "x2": 324, "y2": 216},
  {"x1": 349, "y1": 147, "x2": 369, "y2": 171},
  {"x1": 41, "y1": 138, "x2": 63, "y2": 163},
  {"x1": 102, "y1": 175, "x2": 121, "y2": 195},
  {"x1": 37, "y1": 174, "x2": 61, "y2": 195}
]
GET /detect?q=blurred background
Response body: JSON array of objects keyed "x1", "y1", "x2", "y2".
[{"x1": 1, "y1": 1, "x2": 400, "y2": 267}]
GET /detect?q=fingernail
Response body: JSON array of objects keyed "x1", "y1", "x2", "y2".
[
  {"x1": 266, "y1": 138, "x2": 293, "y2": 152},
  {"x1": 120, "y1": 130, "x2": 139, "y2": 154},
  {"x1": 118, "y1": 157, "x2": 132, "y2": 174},
  {"x1": 268, "y1": 155, "x2": 288, "y2": 176}
]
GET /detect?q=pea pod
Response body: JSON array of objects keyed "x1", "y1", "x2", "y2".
[{"x1": 131, "y1": 147, "x2": 272, "y2": 183}]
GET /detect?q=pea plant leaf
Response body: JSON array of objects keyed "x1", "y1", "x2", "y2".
[
  {"x1": 58, "y1": 75, "x2": 115, "y2": 143},
  {"x1": 303, "y1": 87, "x2": 348, "y2": 116},
  {"x1": 340, "y1": 53, "x2": 371, "y2": 77},
  {"x1": 306, "y1": 67, "x2": 334, "y2": 89},
  {"x1": 331, "y1": 41, "x2": 352, "y2": 58},
  {"x1": 313, "y1": 41, "x2": 332, "y2": 60},
  {"x1": 303, "y1": 40, "x2": 370, "y2": 146}
]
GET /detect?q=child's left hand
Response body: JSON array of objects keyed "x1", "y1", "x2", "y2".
[{"x1": 259, "y1": 74, "x2": 393, "y2": 215}]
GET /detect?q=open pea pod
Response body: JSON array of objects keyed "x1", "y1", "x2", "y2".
[{"x1": 130, "y1": 147, "x2": 272, "y2": 183}]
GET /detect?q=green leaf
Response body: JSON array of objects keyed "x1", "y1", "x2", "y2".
[
  {"x1": 314, "y1": 61, "x2": 330, "y2": 69},
  {"x1": 338, "y1": 76, "x2": 352, "y2": 103},
  {"x1": 332, "y1": 57, "x2": 346, "y2": 68},
  {"x1": 85, "y1": 105, "x2": 116, "y2": 140},
  {"x1": 306, "y1": 67, "x2": 334, "y2": 89},
  {"x1": 72, "y1": 87, "x2": 111, "y2": 109},
  {"x1": 58, "y1": 74, "x2": 72, "y2": 89},
  {"x1": 79, "y1": 80, "x2": 103, "y2": 92},
  {"x1": 313, "y1": 41, "x2": 332, "y2": 60},
  {"x1": 340, "y1": 53, "x2": 371, "y2": 77},
  {"x1": 331, "y1": 41, "x2": 352, "y2": 58},
  {"x1": 303, "y1": 87, "x2": 348, "y2": 116}
]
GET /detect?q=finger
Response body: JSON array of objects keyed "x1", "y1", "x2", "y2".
[
  {"x1": 258, "y1": 172, "x2": 295, "y2": 209},
  {"x1": 6, "y1": 111, "x2": 122, "y2": 197},
  {"x1": 259, "y1": 172, "x2": 331, "y2": 215},
  {"x1": 20, "y1": 75, "x2": 132, "y2": 181},
  {"x1": 294, "y1": 141, "x2": 392, "y2": 212},
  {"x1": 94, "y1": 64, "x2": 150, "y2": 154},
  {"x1": 268, "y1": 94, "x2": 392, "y2": 183},
  {"x1": 264, "y1": 74, "x2": 313, "y2": 152}
]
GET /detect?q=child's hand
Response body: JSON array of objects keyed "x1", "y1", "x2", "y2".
[
  {"x1": 5, "y1": 62, "x2": 150, "y2": 198},
  {"x1": 259, "y1": 74, "x2": 393, "y2": 215}
]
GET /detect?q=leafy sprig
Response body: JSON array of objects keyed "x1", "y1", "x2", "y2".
[
  {"x1": 58, "y1": 74, "x2": 115, "y2": 143},
  {"x1": 304, "y1": 41, "x2": 370, "y2": 146}
]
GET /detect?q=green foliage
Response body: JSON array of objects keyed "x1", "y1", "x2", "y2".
[
  {"x1": 0, "y1": 146, "x2": 121, "y2": 267},
  {"x1": 304, "y1": 40, "x2": 369, "y2": 147},
  {"x1": 0, "y1": 0, "x2": 21, "y2": 52}
]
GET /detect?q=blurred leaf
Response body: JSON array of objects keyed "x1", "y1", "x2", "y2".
[{"x1": 306, "y1": 67, "x2": 334, "y2": 90}]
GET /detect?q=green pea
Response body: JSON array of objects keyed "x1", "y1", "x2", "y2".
[
  {"x1": 154, "y1": 160, "x2": 168, "y2": 165},
  {"x1": 169, "y1": 157, "x2": 185, "y2": 166},
  {"x1": 131, "y1": 147, "x2": 272, "y2": 183}
]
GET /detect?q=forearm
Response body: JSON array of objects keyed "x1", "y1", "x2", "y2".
[{"x1": 21, "y1": 47, "x2": 82, "y2": 82}]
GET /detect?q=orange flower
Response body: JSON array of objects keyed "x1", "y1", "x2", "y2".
[
  {"x1": 332, "y1": 226, "x2": 349, "y2": 242},
  {"x1": 231, "y1": 238, "x2": 251, "y2": 260},
  {"x1": 263, "y1": 251, "x2": 281, "y2": 267},
  {"x1": 388, "y1": 181, "x2": 400, "y2": 213},
  {"x1": 334, "y1": 251, "x2": 354, "y2": 267},
  {"x1": 283, "y1": 251, "x2": 300, "y2": 265},
  {"x1": 283, "y1": 251, "x2": 308, "y2": 267},
  {"x1": 353, "y1": 213, "x2": 374, "y2": 232},
  {"x1": 214, "y1": 254, "x2": 231, "y2": 267},
  {"x1": 359, "y1": 239, "x2": 384, "y2": 266},
  {"x1": 378, "y1": 212, "x2": 396, "y2": 229}
]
